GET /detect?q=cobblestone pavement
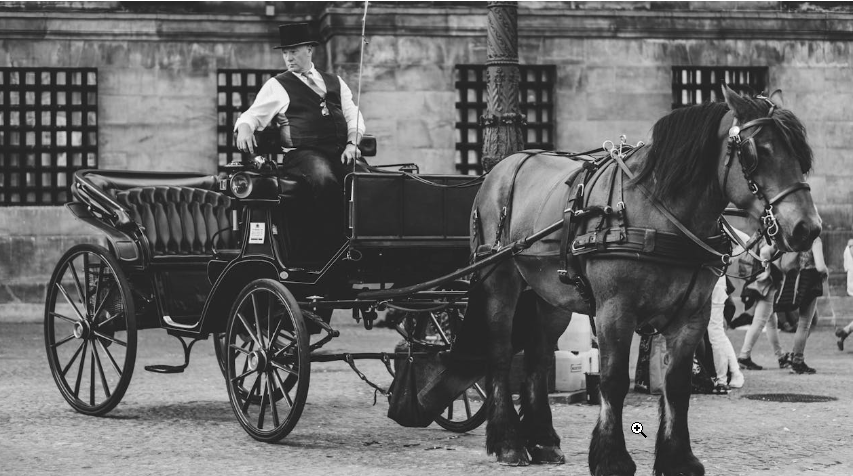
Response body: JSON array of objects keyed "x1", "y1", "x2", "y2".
[{"x1": 1, "y1": 313, "x2": 852, "y2": 476}]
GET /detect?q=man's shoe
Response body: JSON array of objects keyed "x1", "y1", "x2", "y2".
[
  {"x1": 738, "y1": 357, "x2": 763, "y2": 370},
  {"x1": 778, "y1": 352, "x2": 792, "y2": 369},
  {"x1": 728, "y1": 371, "x2": 745, "y2": 389},
  {"x1": 836, "y1": 328, "x2": 849, "y2": 351},
  {"x1": 790, "y1": 361, "x2": 817, "y2": 374}
]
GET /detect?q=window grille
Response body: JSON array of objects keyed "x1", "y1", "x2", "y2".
[
  {"x1": 672, "y1": 66, "x2": 768, "y2": 109},
  {"x1": 0, "y1": 68, "x2": 98, "y2": 206},
  {"x1": 455, "y1": 65, "x2": 556, "y2": 176},
  {"x1": 217, "y1": 69, "x2": 281, "y2": 172}
]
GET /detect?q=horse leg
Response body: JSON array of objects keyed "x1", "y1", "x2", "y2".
[
  {"x1": 653, "y1": 312, "x2": 708, "y2": 476},
  {"x1": 482, "y1": 262, "x2": 528, "y2": 466},
  {"x1": 517, "y1": 298, "x2": 569, "y2": 464},
  {"x1": 589, "y1": 303, "x2": 637, "y2": 476}
]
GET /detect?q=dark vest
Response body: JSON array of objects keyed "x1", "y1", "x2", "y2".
[{"x1": 274, "y1": 71, "x2": 348, "y2": 149}]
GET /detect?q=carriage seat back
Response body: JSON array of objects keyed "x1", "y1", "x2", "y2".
[{"x1": 114, "y1": 186, "x2": 236, "y2": 256}]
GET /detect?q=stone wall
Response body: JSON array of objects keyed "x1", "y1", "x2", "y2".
[{"x1": 2, "y1": 3, "x2": 852, "y2": 303}]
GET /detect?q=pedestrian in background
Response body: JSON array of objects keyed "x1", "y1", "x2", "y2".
[
  {"x1": 780, "y1": 236, "x2": 827, "y2": 374},
  {"x1": 737, "y1": 243, "x2": 789, "y2": 371}
]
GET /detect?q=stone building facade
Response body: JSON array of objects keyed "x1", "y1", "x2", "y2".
[{"x1": 1, "y1": 1, "x2": 852, "y2": 304}]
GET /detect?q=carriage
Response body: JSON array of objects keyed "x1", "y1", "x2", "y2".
[{"x1": 43, "y1": 137, "x2": 494, "y2": 441}]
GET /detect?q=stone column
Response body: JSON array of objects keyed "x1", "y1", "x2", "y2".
[{"x1": 481, "y1": 1, "x2": 525, "y2": 172}]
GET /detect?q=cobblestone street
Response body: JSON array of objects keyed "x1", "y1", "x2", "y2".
[{"x1": 1, "y1": 313, "x2": 852, "y2": 476}]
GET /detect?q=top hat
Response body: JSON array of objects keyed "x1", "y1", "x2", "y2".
[{"x1": 273, "y1": 23, "x2": 319, "y2": 50}]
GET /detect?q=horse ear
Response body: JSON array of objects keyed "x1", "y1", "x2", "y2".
[
  {"x1": 768, "y1": 89, "x2": 784, "y2": 109},
  {"x1": 721, "y1": 83, "x2": 745, "y2": 118}
]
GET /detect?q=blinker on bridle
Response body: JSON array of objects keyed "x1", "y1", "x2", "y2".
[{"x1": 723, "y1": 95, "x2": 810, "y2": 242}]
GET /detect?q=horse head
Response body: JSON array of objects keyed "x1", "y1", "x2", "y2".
[{"x1": 720, "y1": 84, "x2": 821, "y2": 251}]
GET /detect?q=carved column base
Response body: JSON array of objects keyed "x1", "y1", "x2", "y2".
[{"x1": 481, "y1": 124, "x2": 525, "y2": 172}]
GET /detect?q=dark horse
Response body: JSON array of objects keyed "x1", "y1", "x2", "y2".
[{"x1": 470, "y1": 85, "x2": 820, "y2": 475}]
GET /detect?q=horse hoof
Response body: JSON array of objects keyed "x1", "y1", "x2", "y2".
[
  {"x1": 496, "y1": 449, "x2": 530, "y2": 466},
  {"x1": 528, "y1": 444, "x2": 565, "y2": 465}
]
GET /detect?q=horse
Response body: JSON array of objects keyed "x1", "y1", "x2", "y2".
[{"x1": 468, "y1": 85, "x2": 820, "y2": 475}]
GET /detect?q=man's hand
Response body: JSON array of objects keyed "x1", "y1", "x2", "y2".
[
  {"x1": 235, "y1": 124, "x2": 257, "y2": 155},
  {"x1": 341, "y1": 142, "x2": 362, "y2": 165}
]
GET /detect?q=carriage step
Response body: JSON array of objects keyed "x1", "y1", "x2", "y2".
[{"x1": 144, "y1": 364, "x2": 186, "y2": 374}]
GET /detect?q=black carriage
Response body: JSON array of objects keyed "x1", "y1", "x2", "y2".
[{"x1": 43, "y1": 144, "x2": 489, "y2": 441}]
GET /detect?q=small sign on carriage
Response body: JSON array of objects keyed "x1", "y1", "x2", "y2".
[{"x1": 249, "y1": 222, "x2": 265, "y2": 244}]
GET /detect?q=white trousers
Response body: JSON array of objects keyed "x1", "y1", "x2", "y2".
[{"x1": 707, "y1": 278, "x2": 739, "y2": 381}]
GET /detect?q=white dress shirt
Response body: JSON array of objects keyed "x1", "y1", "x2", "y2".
[{"x1": 234, "y1": 63, "x2": 365, "y2": 142}]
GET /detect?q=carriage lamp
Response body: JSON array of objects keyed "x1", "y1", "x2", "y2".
[{"x1": 230, "y1": 172, "x2": 253, "y2": 199}]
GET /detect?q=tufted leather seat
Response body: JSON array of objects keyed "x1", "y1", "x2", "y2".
[{"x1": 114, "y1": 186, "x2": 235, "y2": 256}]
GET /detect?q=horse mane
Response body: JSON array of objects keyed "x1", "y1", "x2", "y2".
[
  {"x1": 633, "y1": 102, "x2": 729, "y2": 199},
  {"x1": 633, "y1": 95, "x2": 813, "y2": 200}
]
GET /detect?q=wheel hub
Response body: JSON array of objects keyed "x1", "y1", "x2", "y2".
[
  {"x1": 248, "y1": 350, "x2": 267, "y2": 371},
  {"x1": 73, "y1": 320, "x2": 90, "y2": 339}
]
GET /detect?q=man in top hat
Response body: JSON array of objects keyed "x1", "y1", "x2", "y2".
[{"x1": 234, "y1": 22, "x2": 365, "y2": 258}]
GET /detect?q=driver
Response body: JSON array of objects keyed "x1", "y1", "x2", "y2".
[{"x1": 233, "y1": 22, "x2": 366, "y2": 258}]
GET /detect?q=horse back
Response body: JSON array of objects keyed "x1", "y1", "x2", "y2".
[{"x1": 474, "y1": 151, "x2": 583, "y2": 255}]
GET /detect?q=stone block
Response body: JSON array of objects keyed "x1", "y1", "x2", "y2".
[
  {"x1": 100, "y1": 152, "x2": 129, "y2": 170},
  {"x1": 397, "y1": 37, "x2": 445, "y2": 66},
  {"x1": 360, "y1": 92, "x2": 425, "y2": 121},
  {"x1": 396, "y1": 64, "x2": 450, "y2": 92},
  {"x1": 779, "y1": 41, "x2": 825, "y2": 67},
  {"x1": 0, "y1": 237, "x2": 11, "y2": 281},
  {"x1": 587, "y1": 92, "x2": 669, "y2": 121},
  {"x1": 540, "y1": 38, "x2": 584, "y2": 64},
  {"x1": 357, "y1": 65, "x2": 398, "y2": 92},
  {"x1": 772, "y1": 66, "x2": 827, "y2": 94},
  {"x1": 0, "y1": 285, "x2": 16, "y2": 304},
  {"x1": 824, "y1": 175, "x2": 853, "y2": 205},
  {"x1": 823, "y1": 41, "x2": 851, "y2": 67},
  {"x1": 817, "y1": 205, "x2": 853, "y2": 231},
  {"x1": 555, "y1": 65, "x2": 583, "y2": 93},
  {"x1": 617, "y1": 66, "x2": 670, "y2": 94},
  {"x1": 8, "y1": 282, "x2": 46, "y2": 304},
  {"x1": 7, "y1": 236, "x2": 36, "y2": 281},
  {"x1": 817, "y1": 147, "x2": 853, "y2": 177},
  {"x1": 363, "y1": 36, "x2": 398, "y2": 65},
  {"x1": 0, "y1": 207, "x2": 95, "y2": 236},
  {"x1": 417, "y1": 148, "x2": 459, "y2": 175},
  {"x1": 582, "y1": 66, "x2": 617, "y2": 93},
  {"x1": 30, "y1": 236, "x2": 64, "y2": 278},
  {"x1": 555, "y1": 91, "x2": 587, "y2": 123},
  {"x1": 397, "y1": 120, "x2": 433, "y2": 148}
]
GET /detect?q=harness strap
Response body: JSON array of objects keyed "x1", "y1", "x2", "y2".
[
  {"x1": 610, "y1": 153, "x2": 731, "y2": 266},
  {"x1": 768, "y1": 182, "x2": 810, "y2": 206},
  {"x1": 493, "y1": 151, "x2": 540, "y2": 249}
]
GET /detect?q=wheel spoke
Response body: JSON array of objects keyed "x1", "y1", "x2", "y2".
[
  {"x1": 49, "y1": 311, "x2": 78, "y2": 324},
  {"x1": 93, "y1": 331, "x2": 126, "y2": 347},
  {"x1": 267, "y1": 370, "x2": 280, "y2": 427},
  {"x1": 272, "y1": 368, "x2": 293, "y2": 407},
  {"x1": 447, "y1": 401, "x2": 453, "y2": 420},
  {"x1": 52, "y1": 333, "x2": 76, "y2": 349},
  {"x1": 95, "y1": 309, "x2": 122, "y2": 330},
  {"x1": 73, "y1": 340, "x2": 89, "y2": 399},
  {"x1": 67, "y1": 259, "x2": 87, "y2": 314},
  {"x1": 271, "y1": 361, "x2": 298, "y2": 377},
  {"x1": 61, "y1": 341, "x2": 86, "y2": 377},
  {"x1": 92, "y1": 258, "x2": 104, "y2": 317},
  {"x1": 231, "y1": 367, "x2": 256, "y2": 384},
  {"x1": 89, "y1": 344, "x2": 96, "y2": 405},
  {"x1": 236, "y1": 311, "x2": 263, "y2": 349},
  {"x1": 241, "y1": 373, "x2": 262, "y2": 413},
  {"x1": 473, "y1": 382, "x2": 487, "y2": 399},
  {"x1": 429, "y1": 312, "x2": 451, "y2": 345},
  {"x1": 229, "y1": 343, "x2": 252, "y2": 355},
  {"x1": 267, "y1": 294, "x2": 275, "y2": 348},
  {"x1": 258, "y1": 380, "x2": 269, "y2": 429},
  {"x1": 251, "y1": 292, "x2": 265, "y2": 348},
  {"x1": 91, "y1": 342, "x2": 112, "y2": 399},
  {"x1": 96, "y1": 339, "x2": 122, "y2": 377},
  {"x1": 271, "y1": 342, "x2": 295, "y2": 360},
  {"x1": 462, "y1": 392, "x2": 472, "y2": 418},
  {"x1": 82, "y1": 253, "x2": 92, "y2": 317},
  {"x1": 56, "y1": 282, "x2": 87, "y2": 323}
]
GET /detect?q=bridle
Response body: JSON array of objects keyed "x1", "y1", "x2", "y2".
[{"x1": 721, "y1": 96, "x2": 811, "y2": 254}]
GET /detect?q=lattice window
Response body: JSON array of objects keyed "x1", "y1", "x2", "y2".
[
  {"x1": 217, "y1": 69, "x2": 281, "y2": 172},
  {"x1": 455, "y1": 65, "x2": 556, "y2": 176},
  {"x1": 0, "y1": 68, "x2": 98, "y2": 206},
  {"x1": 672, "y1": 66, "x2": 768, "y2": 109}
]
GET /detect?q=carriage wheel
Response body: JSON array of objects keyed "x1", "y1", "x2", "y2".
[
  {"x1": 402, "y1": 280, "x2": 488, "y2": 432},
  {"x1": 225, "y1": 279, "x2": 309, "y2": 442},
  {"x1": 44, "y1": 244, "x2": 137, "y2": 416}
]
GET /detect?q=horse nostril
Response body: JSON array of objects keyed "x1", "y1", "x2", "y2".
[{"x1": 793, "y1": 220, "x2": 821, "y2": 244}]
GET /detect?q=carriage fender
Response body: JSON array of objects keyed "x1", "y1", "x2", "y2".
[
  {"x1": 66, "y1": 202, "x2": 140, "y2": 262},
  {"x1": 199, "y1": 258, "x2": 279, "y2": 334}
]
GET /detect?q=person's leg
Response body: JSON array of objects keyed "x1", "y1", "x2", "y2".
[
  {"x1": 738, "y1": 294, "x2": 773, "y2": 369},
  {"x1": 791, "y1": 299, "x2": 818, "y2": 374},
  {"x1": 708, "y1": 301, "x2": 733, "y2": 382},
  {"x1": 837, "y1": 320, "x2": 853, "y2": 351}
]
